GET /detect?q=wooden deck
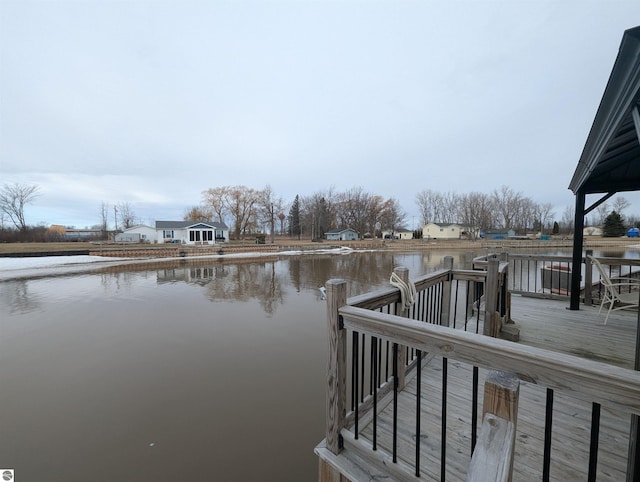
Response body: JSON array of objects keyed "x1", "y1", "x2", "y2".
[
  {"x1": 512, "y1": 295, "x2": 637, "y2": 369},
  {"x1": 317, "y1": 295, "x2": 638, "y2": 481}
]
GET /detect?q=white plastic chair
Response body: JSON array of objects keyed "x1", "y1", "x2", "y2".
[{"x1": 588, "y1": 255, "x2": 640, "y2": 324}]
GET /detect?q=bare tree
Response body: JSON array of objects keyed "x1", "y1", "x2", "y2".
[
  {"x1": 458, "y1": 192, "x2": 494, "y2": 240},
  {"x1": 561, "y1": 205, "x2": 575, "y2": 234},
  {"x1": 415, "y1": 189, "x2": 459, "y2": 224},
  {"x1": 184, "y1": 206, "x2": 212, "y2": 222},
  {"x1": 365, "y1": 195, "x2": 385, "y2": 237},
  {"x1": 118, "y1": 202, "x2": 137, "y2": 229},
  {"x1": 99, "y1": 201, "x2": 109, "y2": 233},
  {"x1": 226, "y1": 186, "x2": 260, "y2": 240},
  {"x1": 613, "y1": 196, "x2": 630, "y2": 215},
  {"x1": 492, "y1": 186, "x2": 524, "y2": 229},
  {"x1": 416, "y1": 189, "x2": 438, "y2": 225},
  {"x1": 0, "y1": 183, "x2": 39, "y2": 231},
  {"x1": 595, "y1": 202, "x2": 609, "y2": 226},
  {"x1": 301, "y1": 188, "x2": 337, "y2": 240},
  {"x1": 335, "y1": 187, "x2": 375, "y2": 239},
  {"x1": 379, "y1": 197, "x2": 407, "y2": 235},
  {"x1": 202, "y1": 186, "x2": 229, "y2": 224},
  {"x1": 258, "y1": 185, "x2": 283, "y2": 243},
  {"x1": 533, "y1": 202, "x2": 555, "y2": 234},
  {"x1": 439, "y1": 191, "x2": 459, "y2": 224}
]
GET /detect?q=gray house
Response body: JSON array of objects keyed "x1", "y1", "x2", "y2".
[{"x1": 325, "y1": 228, "x2": 358, "y2": 241}]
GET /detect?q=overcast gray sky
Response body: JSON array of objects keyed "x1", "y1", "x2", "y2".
[{"x1": 1, "y1": 0, "x2": 640, "y2": 229}]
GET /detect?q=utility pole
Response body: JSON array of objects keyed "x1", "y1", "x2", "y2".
[{"x1": 114, "y1": 206, "x2": 118, "y2": 231}]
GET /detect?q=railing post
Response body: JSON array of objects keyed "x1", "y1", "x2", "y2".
[
  {"x1": 483, "y1": 370, "x2": 519, "y2": 428},
  {"x1": 484, "y1": 255, "x2": 500, "y2": 337},
  {"x1": 441, "y1": 256, "x2": 454, "y2": 327},
  {"x1": 585, "y1": 249, "x2": 593, "y2": 306},
  {"x1": 393, "y1": 267, "x2": 409, "y2": 390},
  {"x1": 465, "y1": 370, "x2": 520, "y2": 482},
  {"x1": 325, "y1": 279, "x2": 347, "y2": 455}
]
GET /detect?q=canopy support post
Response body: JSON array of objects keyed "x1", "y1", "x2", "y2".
[{"x1": 570, "y1": 190, "x2": 586, "y2": 310}]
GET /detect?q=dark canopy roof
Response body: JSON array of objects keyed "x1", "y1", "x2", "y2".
[{"x1": 569, "y1": 26, "x2": 640, "y2": 195}]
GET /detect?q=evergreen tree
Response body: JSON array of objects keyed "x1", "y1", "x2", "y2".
[
  {"x1": 602, "y1": 211, "x2": 626, "y2": 237},
  {"x1": 289, "y1": 195, "x2": 301, "y2": 239},
  {"x1": 552, "y1": 221, "x2": 559, "y2": 235}
]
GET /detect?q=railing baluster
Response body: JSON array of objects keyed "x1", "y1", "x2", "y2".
[
  {"x1": 393, "y1": 342, "x2": 398, "y2": 463},
  {"x1": 441, "y1": 357, "x2": 448, "y2": 482},
  {"x1": 453, "y1": 280, "x2": 460, "y2": 329},
  {"x1": 360, "y1": 332, "x2": 365, "y2": 402},
  {"x1": 464, "y1": 280, "x2": 470, "y2": 331},
  {"x1": 422, "y1": 289, "x2": 427, "y2": 322},
  {"x1": 351, "y1": 332, "x2": 356, "y2": 412},
  {"x1": 371, "y1": 336, "x2": 378, "y2": 451},
  {"x1": 353, "y1": 331, "x2": 359, "y2": 439},
  {"x1": 475, "y1": 282, "x2": 481, "y2": 335},
  {"x1": 377, "y1": 338, "x2": 382, "y2": 387},
  {"x1": 471, "y1": 365, "x2": 479, "y2": 453},
  {"x1": 438, "y1": 282, "x2": 444, "y2": 325},
  {"x1": 385, "y1": 340, "x2": 390, "y2": 381},
  {"x1": 415, "y1": 349, "x2": 422, "y2": 476},
  {"x1": 543, "y1": 388, "x2": 554, "y2": 482},
  {"x1": 588, "y1": 402, "x2": 601, "y2": 482}
]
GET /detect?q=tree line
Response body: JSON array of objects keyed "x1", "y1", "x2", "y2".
[
  {"x1": 196, "y1": 185, "x2": 406, "y2": 241},
  {"x1": 3, "y1": 181, "x2": 640, "y2": 242}
]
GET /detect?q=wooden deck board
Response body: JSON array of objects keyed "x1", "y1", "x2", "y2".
[
  {"x1": 343, "y1": 296, "x2": 637, "y2": 481},
  {"x1": 511, "y1": 295, "x2": 637, "y2": 368}
]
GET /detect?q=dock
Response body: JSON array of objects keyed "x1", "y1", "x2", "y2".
[{"x1": 315, "y1": 256, "x2": 640, "y2": 481}]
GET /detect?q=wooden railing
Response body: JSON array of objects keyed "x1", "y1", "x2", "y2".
[
  {"x1": 316, "y1": 262, "x2": 640, "y2": 481},
  {"x1": 507, "y1": 250, "x2": 640, "y2": 304}
]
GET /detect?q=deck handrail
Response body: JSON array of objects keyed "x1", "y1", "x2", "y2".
[
  {"x1": 338, "y1": 305, "x2": 640, "y2": 415},
  {"x1": 320, "y1": 270, "x2": 640, "y2": 480},
  {"x1": 507, "y1": 251, "x2": 640, "y2": 301},
  {"x1": 318, "y1": 255, "x2": 640, "y2": 481},
  {"x1": 319, "y1": 260, "x2": 516, "y2": 480}
]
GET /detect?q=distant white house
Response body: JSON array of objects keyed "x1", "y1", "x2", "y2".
[
  {"x1": 156, "y1": 221, "x2": 229, "y2": 245},
  {"x1": 422, "y1": 223, "x2": 466, "y2": 240},
  {"x1": 325, "y1": 228, "x2": 359, "y2": 241},
  {"x1": 584, "y1": 226, "x2": 603, "y2": 236},
  {"x1": 381, "y1": 229, "x2": 413, "y2": 240},
  {"x1": 115, "y1": 224, "x2": 156, "y2": 243}
]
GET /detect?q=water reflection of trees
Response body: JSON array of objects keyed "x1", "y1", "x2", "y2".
[
  {"x1": 287, "y1": 251, "x2": 475, "y2": 297},
  {"x1": 0, "y1": 280, "x2": 41, "y2": 314},
  {"x1": 288, "y1": 252, "x2": 425, "y2": 297},
  {"x1": 156, "y1": 259, "x2": 285, "y2": 316},
  {"x1": 99, "y1": 270, "x2": 144, "y2": 293}
]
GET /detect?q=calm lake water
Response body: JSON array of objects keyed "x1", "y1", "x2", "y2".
[
  {"x1": 0, "y1": 250, "x2": 473, "y2": 482},
  {"x1": 1, "y1": 246, "x2": 636, "y2": 481}
]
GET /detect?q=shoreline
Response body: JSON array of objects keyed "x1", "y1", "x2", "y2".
[{"x1": 1, "y1": 236, "x2": 639, "y2": 258}]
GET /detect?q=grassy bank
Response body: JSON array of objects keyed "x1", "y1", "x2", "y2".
[{"x1": 0, "y1": 237, "x2": 638, "y2": 256}]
